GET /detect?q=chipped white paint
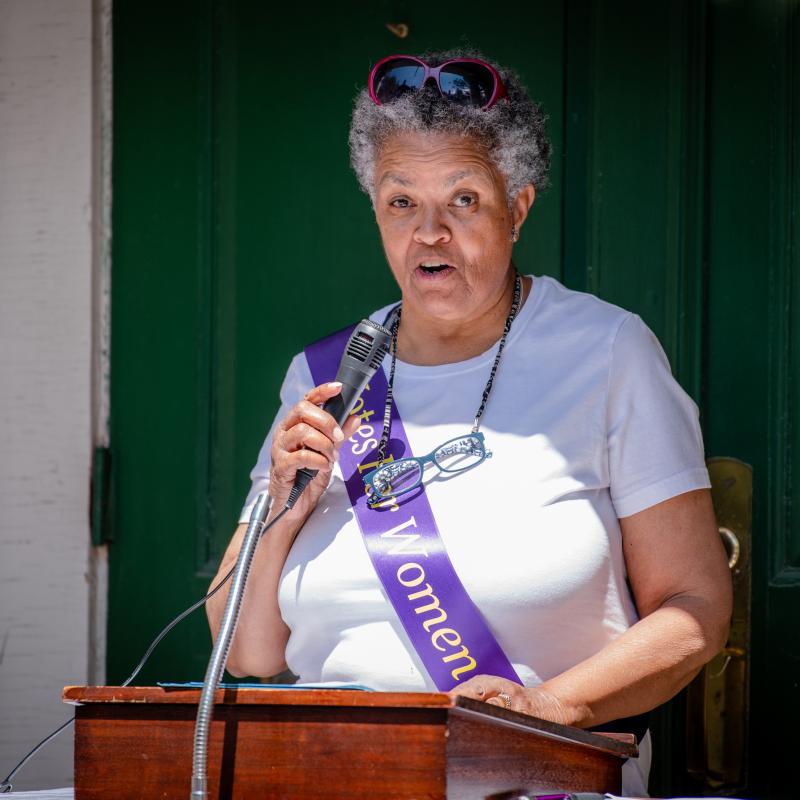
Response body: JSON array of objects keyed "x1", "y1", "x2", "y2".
[
  {"x1": 0, "y1": 0, "x2": 102, "y2": 790},
  {"x1": 88, "y1": 0, "x2": 111, "y2": 689},
  {"x1": 91, "y1": 0, "x2": 112, "y2": 454}
]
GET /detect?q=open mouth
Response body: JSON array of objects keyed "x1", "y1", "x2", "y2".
[
  {"x1": 420, "y1": 264, "x2": 451, "y2": 274},
  {"x1": 416, "y1": 262, "x2": 456, "y2": 279}
]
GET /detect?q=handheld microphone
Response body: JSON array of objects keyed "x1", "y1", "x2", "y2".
[{"x1": 286, "y1": 318, "x2": 391, "y2": 508}]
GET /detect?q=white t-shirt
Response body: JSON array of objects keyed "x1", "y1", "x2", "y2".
[{"x1": 239, "y1": 273, "x2": 711, "y2": 797}]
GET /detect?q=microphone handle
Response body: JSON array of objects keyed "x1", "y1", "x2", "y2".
[{"x1": 286, "y1": 383, "x2": 359, "y2": 509}]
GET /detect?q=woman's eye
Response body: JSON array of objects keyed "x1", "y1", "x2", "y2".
[{"x1": 387, "y1": 195, "x2": 475, "y2": 210}]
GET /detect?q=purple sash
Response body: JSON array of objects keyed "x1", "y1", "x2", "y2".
[{"x1": 304, "y1": 323, "x2": 521, "y2": 691}]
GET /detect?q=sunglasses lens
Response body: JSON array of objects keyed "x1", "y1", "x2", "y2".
[
  {"x1": 373, "y1": 58, "x2": 427, "y2": 104},
  {"x1": 439, "y1": 62, "x2": 496, "y2": 107}
]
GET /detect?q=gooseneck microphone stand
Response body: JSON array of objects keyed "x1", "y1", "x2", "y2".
[
  {"x1": 190, "y1": 318, "x2": 391, "y2": 799},
  {"x1": 190, "y1": 491, "x2": 278, "y2": 799}
]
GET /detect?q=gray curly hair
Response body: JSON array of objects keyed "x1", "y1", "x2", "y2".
[{"x1": 348, "y1": 46, "x2": 552, "y2": 211}]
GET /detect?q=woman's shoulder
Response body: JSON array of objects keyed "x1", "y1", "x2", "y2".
[
  {"x1": 528, "y1": 274, "x2": 638, "y2": 349},
  {"x1": 534, "y1": 274, "x2": 633, "y2": 328},
  {"x1": 530, "y1": 275, "x2": 680, "y2": 392}
]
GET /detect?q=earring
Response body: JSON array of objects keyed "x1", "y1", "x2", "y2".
[{"x1": 510, "y1": 224, "x2": 518, "y2": 242}]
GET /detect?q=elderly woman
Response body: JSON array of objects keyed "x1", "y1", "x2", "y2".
[{"x1": 207, "y1": 47, "x2": 732, "y2": 796}]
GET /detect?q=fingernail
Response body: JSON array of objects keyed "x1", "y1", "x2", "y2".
[
  {"x1": 328, "y1": 381, "x2": 343, "y2": 389},
  {"x1": 333, "y1": 427, "x2": 344, "y2": 442},
  {"x1": 476, "y1": 686, "x2": 485, "y2": 697}
]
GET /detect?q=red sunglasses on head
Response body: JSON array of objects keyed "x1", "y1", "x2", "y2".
[{"x1": 368, "y1": 54, "x2": 508, "y2": 112}]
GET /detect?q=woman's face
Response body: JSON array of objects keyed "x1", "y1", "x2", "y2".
[{"x1": 373, "y1": 130, "x2": 534, "y2": 323}]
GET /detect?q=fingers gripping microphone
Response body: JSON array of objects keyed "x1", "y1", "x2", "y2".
[{"x1": 286, "y1": 319, "x2": 391, "y2": 509}]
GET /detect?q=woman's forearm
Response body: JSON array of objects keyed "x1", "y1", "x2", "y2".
[
  {"x1": 205, "y1": 504, "x2": 307, "y2": 678},
  {"x1": 531, "y1": 490, "x2": 733, "y2": 729},
  {"x1": 534, "y1": 593, "x2": 731, "y2": 728},
  {"x1": 207, "y1": 382, "x2": 360, "y2": 677}
]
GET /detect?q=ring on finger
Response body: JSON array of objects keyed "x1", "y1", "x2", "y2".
[{"x1": 496, "y1": 691, "x2": 512, "y2": 709}]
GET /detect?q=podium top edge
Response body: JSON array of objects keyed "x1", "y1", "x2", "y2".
[
  {"x1": 62, "y1": 686, "x2": 637, "y2": 758},
  {"x1": 62, "y1": 685, "x2": 453, "y2": 708}
]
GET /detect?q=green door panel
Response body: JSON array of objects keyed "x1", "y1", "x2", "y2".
[{"x1": 704, "y1": 3, "x2": 800, "y2": 799}]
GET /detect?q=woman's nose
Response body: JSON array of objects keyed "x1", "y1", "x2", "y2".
[{"x1": 413, "y1": 210, "x2": 451, "y2": 245}]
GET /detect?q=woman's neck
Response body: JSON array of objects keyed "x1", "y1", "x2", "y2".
[{"x1": 395, "y1": 273, "x2": 532, "y2": 366}]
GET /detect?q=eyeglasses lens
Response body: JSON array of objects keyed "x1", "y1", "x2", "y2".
[
  {"x1": 433, "y1": 436, "x2": 484, "y2": 472},
  {"x1": 438, "y1": 63, "x2": 494, "y2": 107},
  {"x1": 373, "y1": 59, "x2": 427, "y2": 104},
  {"x1": 372, "y1": 459, "x2": 422, "y2": 496}
]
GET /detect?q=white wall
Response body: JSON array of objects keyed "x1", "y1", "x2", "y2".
[{"x1": 0, "y1": 0, "x2": 98, "y2": 790}]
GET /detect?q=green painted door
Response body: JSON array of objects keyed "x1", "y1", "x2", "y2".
[{"x1": 109, "y1": 2, "x2": 798, "y2": 797}]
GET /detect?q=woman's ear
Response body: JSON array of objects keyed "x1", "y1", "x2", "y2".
[{"x1": 512, "y1": 183, "x2": 536, "y2": 231}]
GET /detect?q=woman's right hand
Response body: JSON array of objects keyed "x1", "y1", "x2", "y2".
[{"x1": 268, "y1": 380, "x2": 363, "y2": 524}]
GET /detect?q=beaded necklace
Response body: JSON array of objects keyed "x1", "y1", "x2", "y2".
[{"x1": 373, "y1": 268, "x2": 522, "y2": 466}]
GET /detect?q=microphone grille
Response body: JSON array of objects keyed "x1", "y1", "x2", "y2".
[
  {"x1": 345, "y1": 319, "x2": 391, "y2": 369},
  {"x1": 346, "y1": 331, "x2": 373, "y2": 363},
  {"x1": 369, "y1": 346, "x2": 387, "y2": 372}
]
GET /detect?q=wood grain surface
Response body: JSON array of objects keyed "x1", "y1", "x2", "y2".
[{"x1": 66, "y1": 686, "x2": 635, "y2": 799}]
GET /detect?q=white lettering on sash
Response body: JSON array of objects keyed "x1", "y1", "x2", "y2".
[{"x1": 380, "y1": 515, "x2": 428, "y2": 557}]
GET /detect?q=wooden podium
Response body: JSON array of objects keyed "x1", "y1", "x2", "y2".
[{"x1": 63, "y1": 686, "x2": 637, "y2": 799}]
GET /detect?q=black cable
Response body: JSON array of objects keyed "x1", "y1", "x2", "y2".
[
  {"x1": 120, "y1": 560, "x2": 238, "y2": 688},
  {"x1": 0, "y1": 716, "x2": 75, "y2": 794},
  {"x1": 0, "y1": 504, "x2": 289, "y2": 793}
]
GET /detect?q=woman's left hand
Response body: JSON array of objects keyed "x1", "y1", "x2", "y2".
[{"x1": 448, "y1": 675, "x2": 574, "y2": 726}]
